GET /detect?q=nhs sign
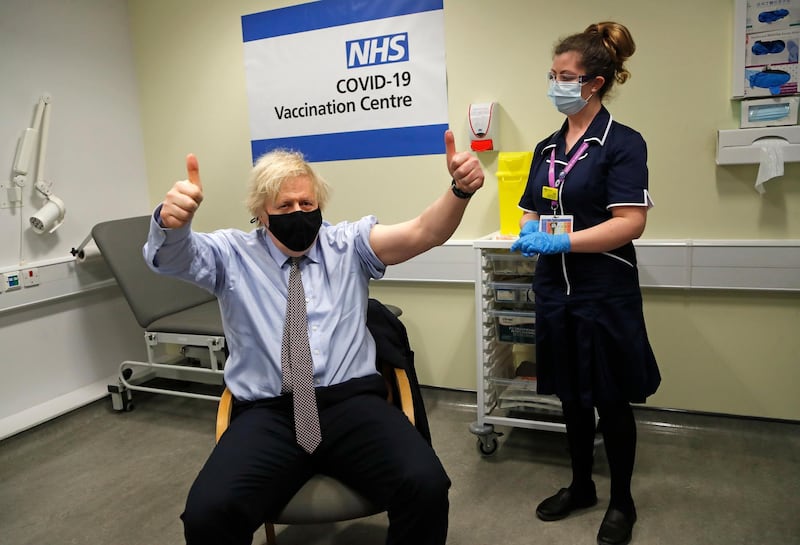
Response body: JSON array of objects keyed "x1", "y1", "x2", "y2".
[{"x1": 346, "y1": 33, "x2": 409, "y2": 68}]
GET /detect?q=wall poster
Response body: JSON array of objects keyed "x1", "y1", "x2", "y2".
[{"x1": 242, "y1": 0, "x2": 448, "y2": 163}]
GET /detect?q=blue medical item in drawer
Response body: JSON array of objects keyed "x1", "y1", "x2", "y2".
[{"x1": 490, "y1": 309, "x2": 536, "y2": 344}]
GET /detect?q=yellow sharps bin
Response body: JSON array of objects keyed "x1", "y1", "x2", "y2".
[{"x1": 496, "y1": 151, "x2": 533, "y2": 237}]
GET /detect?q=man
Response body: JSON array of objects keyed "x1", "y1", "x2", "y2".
[{"x1": 144, "y1": 130, "x2": 484, "y2": 545}]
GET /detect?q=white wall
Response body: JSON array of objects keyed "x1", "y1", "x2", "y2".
[{"x1": 0, "y1": 0, "x2": 151, "y2": 439}]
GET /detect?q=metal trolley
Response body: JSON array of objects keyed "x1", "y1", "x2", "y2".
[{"x1": 469, "y1": 235, "x2": 567, "y2": 456}]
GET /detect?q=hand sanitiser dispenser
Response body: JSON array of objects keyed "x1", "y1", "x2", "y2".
[{"x1": 468, "y1": 102, "x2": 497, "y2": 151}]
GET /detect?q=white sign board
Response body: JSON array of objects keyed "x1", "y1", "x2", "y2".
[{"x1": 242, "y1": 0, "x2": 448, "y2": 162}]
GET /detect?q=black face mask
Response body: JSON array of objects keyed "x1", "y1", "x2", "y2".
[{"x1": 267, "y1": 208, "x2": 322, "y2": 252}]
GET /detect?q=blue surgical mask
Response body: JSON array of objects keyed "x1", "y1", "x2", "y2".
[{"x1": 547, "y1": 80, "x2": 591, "y2": 116}]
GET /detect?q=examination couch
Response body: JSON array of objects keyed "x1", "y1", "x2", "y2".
[{"x1": 92, "y1": 215, "x2": 227, "y2": 409}]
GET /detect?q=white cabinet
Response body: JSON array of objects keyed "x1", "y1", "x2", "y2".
[{"x1": 470, "y1": 235, "x2": 566, "y2": 455}]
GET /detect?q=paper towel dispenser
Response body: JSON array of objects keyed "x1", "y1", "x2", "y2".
[{"x1": 716, "y1": 125, "x2": 800, "y2": 165}]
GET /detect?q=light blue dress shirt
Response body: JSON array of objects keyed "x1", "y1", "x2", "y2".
[{"x1": 143, "y1": 211, "x2": 386, "y2": 402}]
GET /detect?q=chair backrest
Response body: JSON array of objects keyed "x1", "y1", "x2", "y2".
[
  {"x1": 366, "y1": 298, "x2": 431, "y2": 444},
  {"x1": 91, "y1": 215, "x2": 216, "y2": 329}
]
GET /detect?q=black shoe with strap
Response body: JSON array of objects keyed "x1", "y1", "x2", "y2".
[{"x1": 535, "y1": 485, "x2": 598, "y2": 521}]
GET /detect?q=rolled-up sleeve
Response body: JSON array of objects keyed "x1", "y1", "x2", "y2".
[{"x1": 355, "y1": 215, "x2": 386, "y2": 280}]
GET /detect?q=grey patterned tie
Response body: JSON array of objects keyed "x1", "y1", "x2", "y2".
[{"x1": 280, "y1": 257, "x2": 322, "y2": 454}]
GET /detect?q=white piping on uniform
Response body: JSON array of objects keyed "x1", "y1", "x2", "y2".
[
  {"x1": 599, "y1": 114, "x2": 613, "y2": 144},
  {"x1": 606, "y1": 190, "x2": 654, "y2": 210},
  {"x1": 558, "y1": 177, "x2": 571, "y2": 296},
  {"x1": 602, "y1": 252, "x2": 634, "y2": 268},
  {"x1": 644, "y1": 189, "x2": 654, "y2": 208}
]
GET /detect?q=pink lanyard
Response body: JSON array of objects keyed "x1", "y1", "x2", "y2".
[{"x1": 547, "y1": 141, "x2": 589, "y2": 211}]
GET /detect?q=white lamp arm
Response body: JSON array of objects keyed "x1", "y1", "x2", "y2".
[
  {"x1": 11, "y1": 94, "x2": 52, "y2": 194},
  {"x1": 34, "y1": 94, "x2": 53, "y2": 197}
]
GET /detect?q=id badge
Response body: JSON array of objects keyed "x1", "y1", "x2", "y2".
[{"x1": 539, "y1": 215, "x2": 574, "y2": 234}]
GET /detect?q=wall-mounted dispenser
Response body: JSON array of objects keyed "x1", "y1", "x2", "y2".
[
  {"x1": 740, "y1": 96, "x2": 799, "y2": 128},
  {"x1": 717, "y1": 125, "x2": 800, "y2": 193},
  {"x1": 717, "y1": 125, "x2": 800, "y2": 164},
  {"x1": 468, "y1": 102, "x2": 497, "y2": 152}
]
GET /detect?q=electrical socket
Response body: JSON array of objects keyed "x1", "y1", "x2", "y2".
[
  {"x1": 2, "y1": 271, "x2": 22, "y2": 292},
  {"x1": 22, "y1": 268, "x2": 40, "y2": 287}
]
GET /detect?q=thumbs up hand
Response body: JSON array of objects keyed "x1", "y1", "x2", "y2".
[
  {"x1": 160, "y1": 154, "x2": 205, "y2": 229},
  {"x1": 445, "y1": 130, "x2": 484, "y2": 197}
]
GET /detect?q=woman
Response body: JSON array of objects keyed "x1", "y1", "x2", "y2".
[{"x1": 510, "y1": 22, "x2": 660, "y2": 545}]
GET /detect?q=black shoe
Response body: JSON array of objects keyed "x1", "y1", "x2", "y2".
[
  {"x1": 597, "y1": 507, "x2": 637, "y2": 545},
  {"x1": 535, "y1": 486, "x2": 598, "y2": 521}
]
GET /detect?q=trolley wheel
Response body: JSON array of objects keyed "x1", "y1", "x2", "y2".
[
  {"x1": 477, "y1": 436, "x2": 499, "y2": 456},
  {"x1": 108, "y1": 382, "x2": 134, "y2": 412}
]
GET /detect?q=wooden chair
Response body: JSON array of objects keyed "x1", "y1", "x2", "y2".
[{"x1": 214, "y1": 361, "x2": 417, "y2": 545}]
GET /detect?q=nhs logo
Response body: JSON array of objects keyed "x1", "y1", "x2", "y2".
[{"x1": 346, "y1": 33, "x2": 409, "y2": 68}]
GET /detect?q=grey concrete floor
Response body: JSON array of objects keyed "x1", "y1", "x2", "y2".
[{"x1": 1, "y1": 387, "x2": 799, "y2": 545}]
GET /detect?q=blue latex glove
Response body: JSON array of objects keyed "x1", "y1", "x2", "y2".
[
  {"x1": 759, "y1": 9, "x2": 789, "y2": 24},
  {"x1": 519, "y1": 220, "x2": 539, "y2": 236},
  {"x1": 749, "y1": 70, "x2": 791, "y2": 94},
  {"x1": 510, "y1": 231, "x2": 571, "y2": 257},
  {"x1": 752, "y1": 40, "x2": 785, "y2": 56}
]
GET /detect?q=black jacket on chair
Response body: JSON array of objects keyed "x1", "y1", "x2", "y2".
[{"x1": 367, "y1": 298, "x2": 432, "y2": 445}]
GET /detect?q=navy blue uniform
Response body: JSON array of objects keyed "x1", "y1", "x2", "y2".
[{"x1": 518, "y1": 106, "x2": 660, "y2": 406}]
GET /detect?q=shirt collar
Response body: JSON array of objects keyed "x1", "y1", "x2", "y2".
[
  {"x1": 260, "y1": 223, "x2": 327, "y2": 268},
  {"x1": 540, "y1": 105, "x2": 614, "y2": 156}
]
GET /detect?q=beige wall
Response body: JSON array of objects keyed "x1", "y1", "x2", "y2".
[{"x1": 128, "y1": 0, "x2": 800, "y2": 420}]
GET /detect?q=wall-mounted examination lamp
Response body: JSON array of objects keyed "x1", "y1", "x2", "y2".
[
  {"x1": 30, "y1": 195, "x2": 66, "y2": 234},
  {"x1": 11, "y1": 94, "x2": 66, "y2": 234}
]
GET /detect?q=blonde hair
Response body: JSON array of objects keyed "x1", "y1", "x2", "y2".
[
  {"x1": 554, "y1": 21, "x2": 636, "y2": 99},
  {"x1": 244, "y1": 149, "x2": 331, "y2": 222}
]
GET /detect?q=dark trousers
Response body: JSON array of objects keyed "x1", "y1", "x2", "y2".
[{"x1": 181, "y1": 375, "x2": 450, "y2": 545}]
